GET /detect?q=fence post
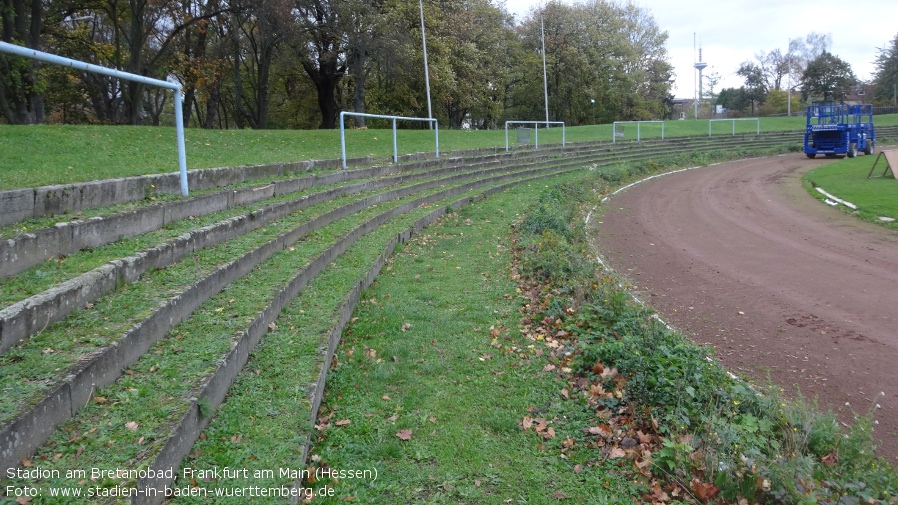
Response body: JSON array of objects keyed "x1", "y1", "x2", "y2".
[{"x1": 392, "y1": 118, "x2": 398, "y2": 163}]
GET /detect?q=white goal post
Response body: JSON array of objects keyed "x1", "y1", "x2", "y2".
[{"x1": 0, "y1": 41, "x2": 190, "y2": 196}]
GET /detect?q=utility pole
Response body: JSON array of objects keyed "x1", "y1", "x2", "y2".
[
  {"x1": 542, "y1": 14, "x2": 549, "y2": 127},
  {"x1": 420, "y1": 0, "x2": 433, "y2": 126}
]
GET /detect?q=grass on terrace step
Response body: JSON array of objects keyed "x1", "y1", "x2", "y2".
[
  {"x1": 296, "y1": 177, "x2": 644, "y2": 504},
  {"x1": 0, "y1": 178, "x2": 485, "y2": 423},
  {"x1": 5, "y1": 116, "x2": 898, "y2": 190},
  {"x1": 2, "y1": 174, "x2": 575, "y2": 504}
]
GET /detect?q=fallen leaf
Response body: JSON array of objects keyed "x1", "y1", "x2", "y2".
[
  {"x1": 542, "y1": 427, "x2": 556, "y2": 439},
  {"x1": 560, "y1": 388, "x2": 569, "y2": 399},
  {"x1": 522, "y1": 416, "x2": 533, "y2": 430},
  {"x1": 553, "y1": 490, "x2": 567, "y2": 499},
  {"x1": 125, "y1": 421, "x2": 139, "y2": 432},
  {"x1": 335, "y1": 419, "x2": 351, "y2": 427},
  {"x1": 388, "y1": 414, "x2": 400, "y2": 423},
  {"x1": 92, "y1": 396, "x2": 108, "y2": 404},
  {"x1": 690, "y1": 478, "x2": 719, "y2": 501},
  {"x1": 401, "y1": 322, "x2": 412, "y2": 332},
  {"x1": 395, "y1": 429, "x2": 412, "y2": 441},
  {"x1": 608, "y1": 447, "x2": 626, "y2": 459},
  {"x1": 381, "y1": 394, "x2": 391, "y2": 401},
  {"x1": 268, "y1": 322, "x2": 276, "y2": 331},
  {"x1": 573, "y1": 464, "x2": 583, "y2": 474}
]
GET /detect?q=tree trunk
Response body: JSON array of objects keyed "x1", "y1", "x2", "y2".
[{"x1": 0, "y1": 0, "x2": 45, "y2": 124}]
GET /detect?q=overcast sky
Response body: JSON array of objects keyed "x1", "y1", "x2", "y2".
[{"x1": 502, "y1": 0, "x2": 898, "y2": 99}]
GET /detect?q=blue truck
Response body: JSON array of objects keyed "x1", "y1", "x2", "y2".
[{"x1": 804, "y1": 102, "x2": 875, "y2": 159}]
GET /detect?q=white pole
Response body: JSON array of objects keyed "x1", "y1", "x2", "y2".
[
  {"x1": 542, "y1": 14, "x2": 549, "y2": 127},
  {"x1": 693, "y1": 33, "x2": 697, "y2": 121},
  {"x1": 787, "y1": 38, "x2": 791, "y2": 117},
  {"x1": 420, "y1": 0, "x2": 433, "y2": 126}
]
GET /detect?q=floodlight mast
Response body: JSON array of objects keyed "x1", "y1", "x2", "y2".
[
  {"x1": 541, "y1": 14, "x2": 550, "y2": 128},
  {"x1": 420, "y1": 0, "x2": 433, "y2": 128}
]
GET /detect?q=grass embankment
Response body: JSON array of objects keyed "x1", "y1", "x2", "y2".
[
  {"x1": 310, "y1": 153, "x2": 898, "y2": 504},
  {"x1": 4, "y1": 115, "x2": 898, "y2": 190},
  {"x1": 803, "y1": 152, "x2": 898, "y2": 231}
]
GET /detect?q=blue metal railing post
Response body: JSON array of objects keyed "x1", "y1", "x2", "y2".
[
  {"x1": 339, "y1": 111, "x2": 438, "y2": 169},
  {"x1": 434, "y1": 120, "x2": 439, "y2": 158},
  {"x1": 392, "y1": 118, "x2": 398, "y2": 163},
  {"x1": 0, "y1": 41, "x2": 190, "y2": 196},
  {"x1": 340, "y1": 112, "x2": 347, "y2": 169}
]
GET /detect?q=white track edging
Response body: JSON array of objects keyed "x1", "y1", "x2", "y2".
[{"x1": 815, "y1": 187, "x2": 858, "y2": 210}]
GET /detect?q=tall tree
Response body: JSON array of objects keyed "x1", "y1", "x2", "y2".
[
  {"x1": 736, "y1": 62, "x2": 766, "y2": 114},
  {"x1": 0, "y1": 0, "x2": 46, "y2": 124},
  {"x1": 292, "y1": 0, "x2": 347, "y2": 129},
  {"x1": 800, "y1": 51, "x2": 855, "y2": 102},
  {"x1": 872, "y1": 32, "x2": 898, "y2": 105}
]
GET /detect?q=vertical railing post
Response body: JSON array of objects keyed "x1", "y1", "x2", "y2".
[
  {"x1": 505, "y1": 122, "x2": 510, "y2": 152},
  {"x1": 392, "y1": 118, "x2": 398, "y2": 163},
  {"x1": 173, "y1": 89, "x2": 188, "y2": 195},
  {"x1": 340, "y1": 112, "x2": 347, "y2": 170},
  {"x1": 434, "y1": 120, "x2": 439, "y2": 158}
]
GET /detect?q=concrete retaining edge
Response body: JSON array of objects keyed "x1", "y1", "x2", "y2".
[
  {"x1": 0, "y1": 156, "x2": 579, "y2": 476},
  {"x1": 0, "y1": 149, "x2": 584, "y2": 352},
  {"x1": 134, "y1": 164, "x2": 582, "y2": 504}
]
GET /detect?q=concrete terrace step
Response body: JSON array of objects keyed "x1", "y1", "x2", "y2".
[
  {"x1": 0, "y1": 133, "x2": 801, "y2": 504},
  {"x1": 0, "y1": 146, "x2": 633, "y2": 354},
  {"x1": 0, "y1": 156, "x2": 589, "y2": 478},
  {"x1": 1, "y1": 165, "x2": 582, "y2": 504}
]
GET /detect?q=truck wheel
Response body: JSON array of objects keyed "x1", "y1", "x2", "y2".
[
  {"x1": 847, "y1": 143, "x2": 858, "y2": 158},
  {"x1": 806, "y1": 153, "x2": 816, "y2": 159},
  {"x1": 864, "y1": 141, "x2": 874, "y2": 155}
]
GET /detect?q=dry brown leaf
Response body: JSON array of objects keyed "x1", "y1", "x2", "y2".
[
  {"x1": 588, "y1": 424, "x2": 612, "y2": 438},
  {"x1": 335, "y1": 419, "x2": 351, "y2": 427},
  {"x1": 395, "y1": 429, "x2": 412, "y2": 441},
  {"x1": 401, "y1": 322, "x2": 412, "y2": 332},
  {"x1": 690, "y1": 478, "x2": 720, "y2": 502},
  {"x1": 125, "y1": 421, "x2": 139, "y2": 432},
  {"x1": 608, "y1": 447, "x2": 626, "y2": 459},
  {"x1": 522, "y1": 416, "x2": 533, "y2": 430}
]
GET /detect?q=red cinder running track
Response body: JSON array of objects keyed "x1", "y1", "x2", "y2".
[{"x1": 598, "y1": 154, "x2": 898, "y2": 459}]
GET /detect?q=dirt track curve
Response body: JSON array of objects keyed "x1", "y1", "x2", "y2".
[{"x1": 598, "y1": 154, "x2": 898, "y2": 460}]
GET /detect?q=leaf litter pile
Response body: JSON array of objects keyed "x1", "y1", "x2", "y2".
[
  {"x1": 512, "y1": 258, "x2": 706, "y2": 503},
  {"x1": 300, "y1": 177, "x2": 898, "y2": 503}
]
